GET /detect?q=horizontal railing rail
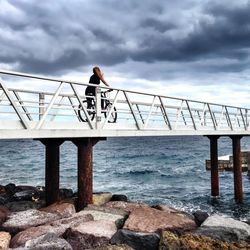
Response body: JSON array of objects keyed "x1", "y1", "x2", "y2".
[{"x1": 0, "y1": 69, "x2": 249, "y2": 138}]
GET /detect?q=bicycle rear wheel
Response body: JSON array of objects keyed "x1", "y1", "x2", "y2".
[
  {"x1": 78, "y1": 100, "x2": 95, "y2": 122},
  {"x1": 104, "y1": 103, "x2": 117, "y2": 123}
]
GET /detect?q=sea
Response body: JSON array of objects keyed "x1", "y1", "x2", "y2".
[{"x1": 1, "y1": 136, "x2": 250, "y2": 221}]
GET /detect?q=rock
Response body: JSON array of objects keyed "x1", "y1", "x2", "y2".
[
  {"x1": 15, "y1": 185, "x2": 38, "y2": 192},
  {"x1": 193, "y1": 210, "x2": 209, "y2": 226},
  {"x1": 111, "y1": 194, "x2": 128, "y2": 202},
  {"x1": 198, "y1": 214, "x2": 250, "y2": 241},
  {"x1": 93, "y1": 192, "x2": 113, "y2": 206},
  {"x1": 78, "y1": 208, "x2": 127, "y2": 229},
  {"x1": 105, "y1": 201, "x2": 150, "y2": 213},
  {"x1": 0, "y1": 206, "x2": 9, "y2": 225},
  {"x1": 24, "y1": 233, "x2": 73, "y2": 250},
  {"x1": 0, "y1": 185, "x2": 6, "y2": 195},
  {"x1": 4, "y1": 183, "x2": 16, "y2": 195},
  {"x1": 11, "y1": 225, "x2": 56, "y2": 248},
  {"x1": 159, "y1": 231, "x2": 180, "y2": 250},
  {"x1": 90, "y1": 244, "x2": 134, "y2": 250},
  {"x1": 111, "y1": 229, "x2": 160, "y2": 250},
  {"x1": 5, "y1": 200, "x2": 45, "y2": 212},
  {"x1": 63, "y1": 220, "x2": 117, "y2": 249},
  {"x1": 124, "y1": 206, "x2": 197, "y2": 233},
  {"x1": 40, "y1": 202, "x2": 76, "y2": 217},
  {"x1": 159, "y1": 231, "x2": 250, "y2": 250},
  {"x1": 11, "y1": 213, "x2": 93, "y2": 248},
  {"x1": 0, "y1": 194, "x2": 11, "y2": 205},
  {"x1": 0, "y1": 231, "x2": 11, "y2": 250},
  {"x1": 59, "y1": 188, "x2": 74, "y2": 199},
  {"x1": 2, "y1": 209, "x2": 61, "y2": 234},
  {"x1": 13, "y1": 190, "x2": 36, "y2": 201}
]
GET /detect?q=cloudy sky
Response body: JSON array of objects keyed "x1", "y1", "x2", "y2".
[{"x1": 0, "y1": 0, "x2": 250, "y2": 107}]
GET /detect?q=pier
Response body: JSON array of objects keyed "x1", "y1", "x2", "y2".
[{"x1": 1, "y1": 70, "x2": 250, "y2": 209}]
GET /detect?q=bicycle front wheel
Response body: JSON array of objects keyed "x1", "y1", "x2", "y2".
[
  {"x1": 104, "y1": 103, "x2": 117, "y2": 123},
  {"x1": 78, "y1": 100, "x2": 95, "y2": 122}
]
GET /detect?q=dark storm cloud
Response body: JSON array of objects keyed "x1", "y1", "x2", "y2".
[{"x1": 0, "y1": 0, "x2": 250, "y2": 76}]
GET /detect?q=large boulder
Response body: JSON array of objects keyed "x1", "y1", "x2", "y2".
[
  {"x1": 63, "y1": 220, "x2": 117, "y2": 249},
  {"x1": 111, "y1": 229, "x2": 160, "y2": 250},
  {"x1": 0, "y1": 231, "x2": 11, "y2": 250},
  {"x1": 11, "y1": 213, "x2": 93, "y2": 248},
  {"x1": 24, "y1": 233, "x2": 73, "y2": 250},
  {"x1": 105, "y1": 201, "x2": 150, "y2": 213},
  {"x1": 39, "y1": 202, "x2": 76, "y2": 217},
  {"x1": 2, "y1": 209, "x2": 61, "y2": 234},
  {"x1": 123, "y1": 206, "x2": 197, "y2": 233},
  {"x1": 159, "y1": 231, "x2": 249, "y2": 250},
  {"x1": 197, "y1": 214, "x2": 250, "y2": 242},
  {"x1": 93, "y1": 192, "x2": 113, "y2": 206},
  {"x1": 78, "y1": 206, "x2": 128, "y2": 229}
]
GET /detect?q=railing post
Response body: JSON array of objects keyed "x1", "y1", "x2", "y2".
[
  {"x1": 39, "y1": 93, "x2": 45, "y2": 120},
  {"x1": 95, "y1": 87, "x2": 102, "y2": 129}
]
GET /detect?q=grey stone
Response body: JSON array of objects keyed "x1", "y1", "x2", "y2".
[
  {"x1": 11, "y1": 213, "x2": 93, "y2": 248},
  {"x1": 13, "y1": 190, "x2": 36, "y2": 201},
  {"x1": 193, "y1": 210, "x2": 209, "y2": 226},
  {"x1": 2, "y1": 209, "x2": 61, "y2": 234},
  {"x1": 198, "y1": 214, "x2": 250, "y2": 241},
  {"x1": 78, "y1": 209, "x2": 126, "y2": 229},
  {"x1": 111, "y1": 194, "x2": 128, "y2": 202},
  {"x1": 63, "y1": 220, "x2": 117, "y2": 249},
  {"x1": 25, "y1": 233, "x2": 73, "y2": 250},
  {"x1": 111, "y1": 229, "x2": 160, "y2": 250},
  {"x1": 59, "y1": 188, "x2": 74, "y2": 199}
]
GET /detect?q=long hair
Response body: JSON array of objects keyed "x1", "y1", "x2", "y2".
[{"x1": 93, "y1": 66, "x2": 102, "y2": 79}]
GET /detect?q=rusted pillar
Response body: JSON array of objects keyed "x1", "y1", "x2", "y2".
[
  {"x1": 40, "y1": 139, "x2": 64, "y2": 206},
  {"x1": 207, "y1": 136, "x2": 220, "y2": 197},
  {"x1": 72, "y1": 138, "x2": 102, "y2": 211},
  {"x1": 231, "y1": 135, "x2": 243, "y2": 203}
]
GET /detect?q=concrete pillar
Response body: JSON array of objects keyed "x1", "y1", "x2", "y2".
[
  {"x1": 40, "y1": 139, "x2": 64, "y2": 206},
  {"x1": 230, "y1": 135, "x2": 243, "y2": 203},
  {"x1": 207, "y1": 136, "x2": 220, "y2": 197}
]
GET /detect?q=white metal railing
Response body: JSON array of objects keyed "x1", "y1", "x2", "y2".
[{"x1": 0, "y1": 69, "x2": 250, "y2": 138}]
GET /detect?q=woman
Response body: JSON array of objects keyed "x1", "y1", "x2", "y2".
[{"x1": 85, "y1": 66, "x2": 109, "y2": 108}]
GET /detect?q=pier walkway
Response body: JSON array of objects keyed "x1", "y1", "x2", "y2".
[
  {"x1": 0, "y1": 70, "x2": 249, "y2": 209},
  {"x1": 0, "y1": 70, "x2": 249, "y2": 139}
]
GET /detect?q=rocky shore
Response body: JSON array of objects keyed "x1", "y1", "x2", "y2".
[{"x1": 0, "y1": 183, "x2": 250, "y2": 249}]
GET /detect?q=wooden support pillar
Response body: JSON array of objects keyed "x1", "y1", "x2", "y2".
[
  {"x1": 40, "y1": 139, "x2": 64, "y2": 206},
  {"x1": 207, "y1": 135, "x2": 220, "y2": 197},
  {"x1": 230, "y1": 135, "x2": 243, "y2": 203},
  {"x1": 72, "y1": 138, "x2": 102, "y2": 211}
]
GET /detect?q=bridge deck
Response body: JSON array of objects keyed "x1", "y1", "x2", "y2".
[{"x1": 0, "y1": 70, "x2": 249, "y2": 139}]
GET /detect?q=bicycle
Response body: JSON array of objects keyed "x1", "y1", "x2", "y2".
[{"x1": 78, "y1": 89, "x2": 117, "y2": 123}]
